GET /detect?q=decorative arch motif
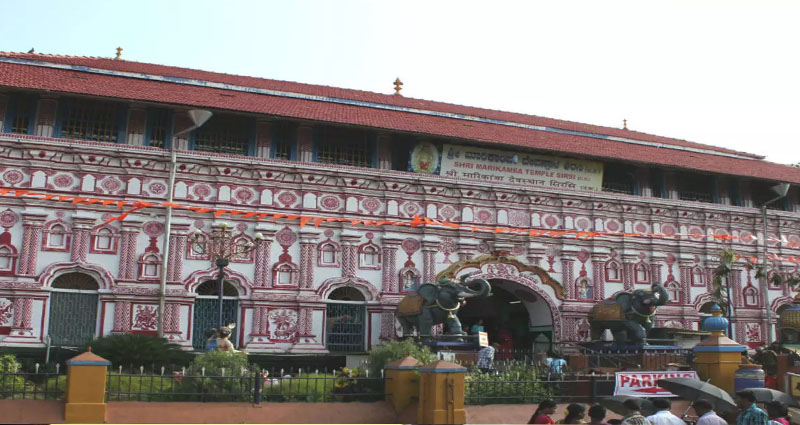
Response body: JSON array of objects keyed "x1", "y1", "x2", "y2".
[
  {"x1": 230, "y1": 233, "x2": 255, "y2": 263},
  {"x1": 665, "y1": 280, "x2": 682, "y2": 304},
  {"x1": 605, "y1": 258, "x2": 622, "y2": 283},
  {"x1": 468, "y1": 270, "x2": 563, "y2": 343},
  {"x1": 183, "y1": 267, "x2": 252, "y2": 296},
  {"x1": 39, "y1": 262, "x2": 115, "y2": 290},
  {"x1": 771, "y1": 295, "x2": 795, "y2": 313},
  {"x1": 574, "y1": 276, "x2": 593, "y2": 300},
  {"x1": 90, "y1": 223, "x2": 120, "y2": 254},
  {"x1": 435, "y1": 254, "x2": 564, "y2": 300},
  {"x1": 398, "y1": 266, "x2": 422, "y2": 293},
  {"x1": 634, "y1": 261, "x2": 650, "y2": 284},
  {"x1": 693, "y1": 292, "x2": 719, "y2": 311},
  {"x1": 358, "y1": 240, "x2": 381, "y2": 270},
  {"x1": 316, "y1": 277, "x2": 379, "y2": 302},
  {"x1": 743, "y1": 285, "x2": 759, "y2": 307},
  {"x1": 317, "y1": 239, "x2": 340, "y2": 267}
]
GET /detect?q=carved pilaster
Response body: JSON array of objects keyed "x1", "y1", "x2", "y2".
[
  {"x1": 340, "y1": 234, "x2": 360, "y2": 279},
  {"x1": 17, "y1": 213, "x2": 47, "y2": 276},
  {"x1": 71, "y1": 216, "x2": 96, "y2": 264},
  {"x1": 118, "y1": 221, "x2": 142, "y2": 280},
  {"x1": 651, "y1": 263, "x2": 663, "y2": 285},
  {"x1": 299, "y1": 232, "x2": 319, "y2": 289},
  {"x1": 253, "y1": 228, "x2": 276, "y2": 288},
  {"x1": 380, "y1": 311, "x2": 396, "y2": 340},
  {"x1": 562, "y1": 259, "x2": 575, "y2": 299},
  {"x1": 623, "y1": 262, "x2": 634, "y2": 290},
  {"x1": 422, "y1": 241, "x2": 439, "y2": 283},
  {"x1": 731, "y1": 268, "x2": 743, "y2": 308},
  {"x1": 165, "y1": 303, "x2": 180, "y2": 334},
  {"x1": 457, "y1": 242, "x2": 478, "y2": 262},
  {"x1": 113, "y1": 301, "x2": 131, "y2": 333},
  {"x1": 591, "y1": 260, "x2": 605, "y2": 300},
  {"x1": 382, "y1": 238, "x2": 402, "y2": 293}
]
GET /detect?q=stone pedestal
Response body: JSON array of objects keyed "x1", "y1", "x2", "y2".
[
  {"x1": 384, "y1": 356, "x2": 419, "y2": 412},
  {"x1": 65, "y1": 350, "x2": 110, "y2": 423},
  {"x1": 693, "y1": 304, "x2": 746, "y2": 394},
  {"x1": 418, "y1": 360, "x2": 466, "y2": 425}
]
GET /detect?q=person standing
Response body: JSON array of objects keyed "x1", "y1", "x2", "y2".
[
  {"x1": 691, "y1": 400, "x2": 727, "y2": 425},
  {"x1": 529, "y1": 400, "x2": 558, "y2": 424},
  {"x1": 588, "y1": 404, "x2": 610, "y2": 425},
  {"x1": 476, "y1": 342, "x2": 499, "y2": 373},
  {"x1": 557, "y1": 403, "x2": 587, "y2": 424},
  {"x1": 471, "y1": 319, "x2": 485, "y2": 335},
  {"x1": 620, "y1": 399, "x2": 652, "y2": 425},
  {"x1": 646, "y1": 398, "x2": 685, "y2": 425},
  {"x1": 734, "y1": 390, "x2": 769, "y2": 425},
  {"x1": 765, "y1": 401, "x2": 790, "y2": 425}
]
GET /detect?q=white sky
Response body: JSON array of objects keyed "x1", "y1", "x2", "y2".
[{"x1": 2, "y1": 0, "x2": 799, "y2": 163}]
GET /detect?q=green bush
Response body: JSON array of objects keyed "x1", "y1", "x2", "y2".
[
  {"x1": 105, "y1": 372, "x2": 177, "y2": 401},
  {"x1": 367, "y1": 339, "x2": 437, "y2": 377},
  {"x1": 85, "y1": 333, "x2": 191, "y2": 369},
  {"x1": 174, "y1": 351, "x2": 252, "y2": 401},
  {"x1": 465, "y1": 364, "x2": 555, "y2": 405},
  {"x1": 0, "y1": 354, "x2": 37, "y2": 399},
  {"x1": 262, "y1": 372, "x2": 334, "y2": 402}
]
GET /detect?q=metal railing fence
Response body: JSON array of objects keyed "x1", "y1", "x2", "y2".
[{"x1": 0, "y1": 370, "x2": 66, "y2": 400}]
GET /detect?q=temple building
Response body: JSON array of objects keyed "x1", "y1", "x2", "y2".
[{"x1": 0, "y1": 51, "x2": 798, "y2": 354}]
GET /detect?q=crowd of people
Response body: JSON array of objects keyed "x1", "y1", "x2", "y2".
[{"x1": 525, "y1": 390, "x2": 793, "y2": 425}]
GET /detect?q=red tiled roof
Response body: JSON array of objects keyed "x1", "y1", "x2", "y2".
[{"x1": 1, "y1": 52, "x2": 799, "y2": 184}]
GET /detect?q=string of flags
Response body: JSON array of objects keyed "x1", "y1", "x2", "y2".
[{"x1": 2, "y1": 187, "x2": 799, "y2": 265}]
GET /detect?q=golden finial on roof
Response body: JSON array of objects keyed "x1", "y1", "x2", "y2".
[
  {"x1": 115, "y1": 47, "x2": 123, "y2": 60},
  {"x1": 623, "y1": 119, "x2": 628, "y2": 130},
  {"x1": 393, "y1": 78, "x2": 403, "y2": 96}
]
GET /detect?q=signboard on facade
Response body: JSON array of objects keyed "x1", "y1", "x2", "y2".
[
  {"x1": 439, "y1": 144, "x2": 604, "y2": 192},
  {"x1": 614, "y1": 371, "x2": 699, "y2": 397},
  {"x1": 479, "y1": 332, "x2": 489, "y2": 347},
  {"x1": 788, "y1": 373, "x2": 800, "y2": 399}
]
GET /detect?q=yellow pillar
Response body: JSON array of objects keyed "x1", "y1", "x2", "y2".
[
  {"x1": 384, "y1": 355, "x2": 420, "y2": 412},
  {"x1": 64, "y1": 350, "x2": 110, "y2": 423},
  {"x1": 693, "y1": 304, "x2": 746, "y2": 394},
  {"x1": 418, "y1": 360, "x2": 466, "y2": 425}
]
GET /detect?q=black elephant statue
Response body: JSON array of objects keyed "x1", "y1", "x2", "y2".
[
  {"x1": 395, "y1": 275, "x2": 491, "y2": 336},
  {"x1": 588, "y1": 283, "x2": 669, "y2": 345}
]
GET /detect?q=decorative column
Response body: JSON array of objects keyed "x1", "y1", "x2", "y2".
[
  {"x1": 422, "y1": 240, "x2": 439, "y2": 283},
  {"x1": 340, "y1": 234, "x2": 360, "y2": 279},
  {"x1": 380, "y1": 311, "x2": 396, "y2": 340},
  {"x1": 295, "y1": 306, "x2": 317, "y2": 343},
  {"x1": 622, "y1": 261, "x2": 634, "y2": 290},
  {"x1": 457, "y1": 241, "x2": 478, "y2": 262},
  {"x1": 117, "y1": 220, "x2": 142, "y2": 280},
  {"x1": 164, "y1": 303, "x2": 181, "y2": 337},
  {"x1": 112, "y1": 301, "x2": 131, "y2": 333},
  {"x1": 253, "y1": 227, "x2": 276, "y2": 288},
  {"x1": 165, "y1": 221, "x2": 191, "y2": 283},
  {"x1": 377, "y1": 134, "x2": 392, "y2": 170},
  {"x1": 35, "y1": 98, "x2": 57, "y2": 138},
  {"x1": 126, "y1": 108, "x2": 146, "y2": 146},
  {"x1": 382, "y1": 238, "x2": 402, "y2": 293},
  {"x1": 297, "y1": 125, "x2": 313, "y2": 163},
  {"x1": 255, "y1": 120, "x2": 272, "y2": 159},
  {"x1": 591, "y1": 258, "x2": 605, "y2": 300},
  {"x1": 71, "y1": 216, "x2": 96, "y2": 264},
  {"x1": 17, "y1": 212, "x2": 47, "y2": 276},
  {"x1": 299, "y1": 231, "x2": 318, "y2": 290},
  {"x1": 562, "y1": 259, "x2": 575, "y2": 299}
]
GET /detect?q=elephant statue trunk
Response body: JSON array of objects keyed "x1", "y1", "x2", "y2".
[
  {"x1": 588, "y1": 283, "x2": 669, "y2": 345},
  {"x1": 396, "y1": 276, "x2": 492, "y2": 337}
]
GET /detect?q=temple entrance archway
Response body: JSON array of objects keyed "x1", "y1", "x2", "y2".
[
  {"x1": 48, "y1": 272, "x2": 100, "y2": 347},
  {"x1": 192, "y1": 280, "x2": 240, "y2": 351},
  {"x1": 438, "y1": 254, "x2": 565, "y2": 349}
]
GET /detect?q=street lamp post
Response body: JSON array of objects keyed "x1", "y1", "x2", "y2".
[
  {"x1": 156, "y1": 110, "x2": 212, "y2": 337},
  {"x1": 188, "y1": 223, "x2": 264, "y2": 328},
  {"x1": 760, "y1": 182, "x2": 790, "y2": 343}
]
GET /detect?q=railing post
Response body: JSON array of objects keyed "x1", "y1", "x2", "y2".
[
  {"x1": 384, "y1": 356, "x2": 420, "y2": 412},
  {"x1": 590, "y1": 373, "x2": 597, "y2": 404},
  {"x1": 418, "y1": 360, "x2": 466, "y2": 425},
  {"x1": 64, "y1": 350, "x2": 110, "y2": 423},
  {"x1": 253, "y1": 372, "x2": 262, "y2": 404}
]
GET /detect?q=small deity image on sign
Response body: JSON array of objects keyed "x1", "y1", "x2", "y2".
[{"x1": 409, "y1": 142, "x2": 440, "y2": 174}]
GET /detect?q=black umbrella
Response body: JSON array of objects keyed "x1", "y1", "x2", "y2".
[
  {"x1": 742, "y1": 387, "x2": 800, "y2": 408},
  {"x1": 600, "y1": 395, "x2": 656, "y2": 416},
  {"x1": 656, "y1": 378, "x2": 737, "y2": 414}
]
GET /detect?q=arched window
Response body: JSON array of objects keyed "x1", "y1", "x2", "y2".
[
  {"x1": 272, "y1": 257, "x2": 299, "y2": 287},
  {"x1": 196, "y1": 280, "x2": 239, "y2": 296},
  {"x1": 576, "y1": 278, "x2": 592, "y2": 300},
  {"x1": 0, "y1": 245, "x2": 16, "y2": 273},
  {"x1": 691, "y1": 267, "x2": 705, "y2": 286},
  {"x1": 91, "y1": 226, "x2": 118, "y2": 253},
  {"x1": 138, "y1": 253, "x2": 162, "y2": 280},
  {"x1": 186, "y1": 231, "x2": 209, "y2": 260},
  {"x1": 328, "y1": 286, "x2": 366, "y2": 302},
  {"x1": 317, "y1": 242, "x2": 339, "y2": 267},
  {"x1": 230, "y1": 234, "x2": 254, "y2": 263},
  {"x1": 743, "y1": 286, "x2": 759, "y2": 307},
  {"x1": 605, "y1": 261, "x2": 621, "y2": 282},
  {"x1": 43, "y1": 222, "x2": 71, "y2": 251},
  {"x1": 666, "y1": 281, "x2": 681, "y2": 304},
  {"x1": 635, "y1": 263, "x2": 650, "y2": 283},
  {"x1": 359, "y1": 243, "x2": 380, "y2": 269},
  {"x1": 49, "y1": 272, "x2": 100, "y2": 346}
]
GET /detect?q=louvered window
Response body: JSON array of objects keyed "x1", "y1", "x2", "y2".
[
  {"x1": 273, "y1": 122, "x2": 294, "y2": 160},
  {"x1": 147, "y1": 110, "x2": 170, "y2": 148},
  {"x1": 317, "y1": 127, "x2": 371, "y2": 168},
  {"x1": 9, "y1": 94, "x2": 36, "y2": 134}
]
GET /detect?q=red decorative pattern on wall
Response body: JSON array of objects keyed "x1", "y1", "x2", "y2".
[
  {"x1": 423, "y1": 249, "x2": 436, "y2": 283},
  {"x1": 118, "y1": 227, "x2": 139, "y2": 280},
  {"x1": 562, "y1": 259, "x2": 574, "y2": 299},
  {"x1": 341, "y1": 244, "x2": 357, "y2": 279},
  {"x1": 300, "y1": 241, "x2": 315, "y2": 289},
  {"x1": 382, "y1": 245, "x2": 398, "y2": 292},
  {"x1": 253, "y1": 239, "x2": 272, "y2": 288},
  {"x1": 591, "y1": 261, "x2": 605, "y2": 301},
  {"x1": 113, "y1": 301, "x2": 131, "y2": 332},
  {"x1": 18, "y1": 219, "x2": 43, "y2": 276}
]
